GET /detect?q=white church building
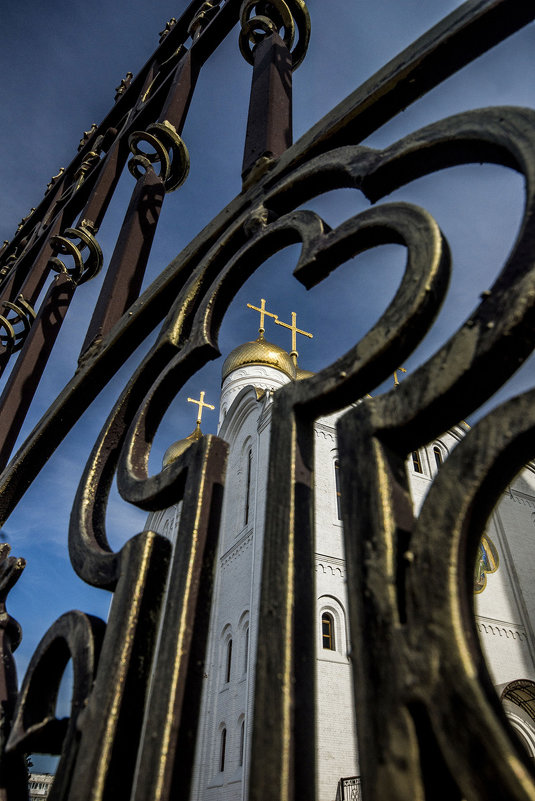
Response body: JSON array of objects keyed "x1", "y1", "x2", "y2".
[{"x1": 147, "y1": 304, "x2": 535, "y2": 801}]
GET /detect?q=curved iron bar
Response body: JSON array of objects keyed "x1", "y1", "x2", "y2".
[
  {"x1": 6, "y1": 611, "x2": 105, "y2": 798},
  {"x1": 338, "y1": 388, "x2": 535, "y2": 800},
  {"x1": 0, "y1": 544, "x2": 26, "y2": 799},
  {"x1": 83, "y1": 107, "x2": 535, "y2": 799},
  {"x1": 0, "y1": 105, "x2": 532, "y2": 521}
]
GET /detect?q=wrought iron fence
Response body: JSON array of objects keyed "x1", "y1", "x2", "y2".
[{"x1": 0, "y1": 1, "x2": 535, "y2": 800}]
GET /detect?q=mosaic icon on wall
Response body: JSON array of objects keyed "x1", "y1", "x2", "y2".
[{"x1": 474, "y1": 534, "x2": 499, "y2": 594}]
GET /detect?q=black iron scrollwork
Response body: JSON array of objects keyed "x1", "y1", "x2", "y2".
[
  {"x1": 0, "y1": 544, "x2": 27, "y2": 799},
  {"x1": 2, "y1": 3, "x2": 535, "y2": 800},
  {"x1": 6, "y1": 611, "x2": 105, "y2": 799}
]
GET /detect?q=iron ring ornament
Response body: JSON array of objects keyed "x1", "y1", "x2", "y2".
[
  {"x1": 48, "y1": 222, "x2": 103, "y2": 285},
  {"x1": 0, "y1": 296, "x2": 36, "y2": 354},
  {"x1": 128, "y1": 121, "x2": 190, "y2": 192},
  {"x1": 238, "y1": 0, "x2": 310, "y2": 68}
]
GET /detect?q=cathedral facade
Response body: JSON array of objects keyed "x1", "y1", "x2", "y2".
[{"x1": 147, "y1": 321, "x2": 535, "y2": 801}]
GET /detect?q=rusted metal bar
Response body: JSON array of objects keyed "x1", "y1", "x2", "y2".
[
  {"x1": 80, "y1": 45, "x2": 200, "y2": 359},
  {"x1": 80, "y1": 167, "x2": 165, "y2": 357},
  {"x1": 76, "y1": 133, "x2": 126, "y2": 232},
  {"x1": 0, "y1": 209, "x2": 71, "y2": 328},
  {"x1": 158, "y1": 47, "x2": 198, "y2": 132},
  {"x1": 0, "y1": 272, "x2": 76, "y2": 472},
  {"x1": 242, "y1": 32, "x2": 292, "y2": 185}
]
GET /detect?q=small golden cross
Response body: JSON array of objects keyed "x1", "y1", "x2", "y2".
[
  {"x1": 393, "y1": 367, "x2": 407, "y2": 386},
  {"x1": 246, "y1": 298, "x2": 278, "y2": 336},
  {"x1": 187, "y1": 390, "x2": 215, "y2": 427},
  {"x1": 276, "y1": 311, "x2": 313, "y2": 363}
]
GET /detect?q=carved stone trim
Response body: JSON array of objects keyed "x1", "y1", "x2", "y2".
[{"x1": 220, "y1": 530, "x2": 253, "y2": 568}]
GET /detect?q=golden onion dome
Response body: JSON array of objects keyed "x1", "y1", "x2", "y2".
[
  {"x1": 221, "y1": 335, "x2": 295, "y2": 382},
  {"x1": 162, "y1": 426, "x2": 202, "y2": 469},
  {"x1": 295, "y1": 366, "x2": 315, "y2": 380}
]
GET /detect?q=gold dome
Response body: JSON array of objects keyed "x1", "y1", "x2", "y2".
[
  {"x1": 162, "y1": 425, "x2": 202, "y2": 468},
  {"x1": 221, "y1": 335, "x2": 295, "y2": 382},
  {"x1": 295, "y1": 366, "x2": 315, "y2": 380}
]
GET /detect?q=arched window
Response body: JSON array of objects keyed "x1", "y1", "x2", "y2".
[
  {"x1": 225, "y1": 638, "x2": 233, "y2": 683},
  {"x1": 220, "y1": 728, "x2": 227, "y2": 772},
  {"x1": 322, "y1": 613, "x2": 335, "y2": 650},
  {"x1": 412, "y1": 451, "x2": 423, "y2": 473},
  {"x1": 244, "y1": 448, "x2": 253, "y2": 526},
  {"x1": 433, "y1": 445, "x2": 443, "y2": 470},
  {"x1": 239, "y1": 719, "x2": 245, "y2": 767},
  {"x1": 501, "y1": 679, "x2": 535, "y2": 726},
  {"x1": 243, "y1": 626, "x2": 249, "y2": 674},
  {"x1": 334, "y1": 460, "x2": 342, "y2": 519}
]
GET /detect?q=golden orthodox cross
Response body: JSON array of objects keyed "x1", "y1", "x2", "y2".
[
  {"x1": 276, "y1": 311, "x2": 313, "y2": 364},
  {"x1": 246, "y1": 298, "x2": 278, "y2": 337},
  {"x1": 393, "y1": 367, "x2": 407, "y2": 386},
  {"x1": 187, "y1": 390, "x2": 215, "y2": 429}
]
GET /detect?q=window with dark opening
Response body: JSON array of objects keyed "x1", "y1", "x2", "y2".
[
  {"x1": 412, "y1": 451, "x2": 423, "y2": 473},
  {"x1": 322, "y1": 613, "x2": 335, "y2": 650},
  {"x1": 334, "y1": 460, "x2": 342, "y2": 519},
  {"x1": 239, "y1": 720, "x2": 245, "y2": 767},
  {"x1": 433, "y1": 445, "x2": 443, "y2": 469},
  {"x1": 220, "y1": 728, "x2": 227, "y2": 772},
  {"x1": 244, "y1": 449, "x2": 252, "y2": 526},
  {"x1": 225, "y1": 639, "x2": 232, "y2": 683},
  {"x1": 243, "y1": 626, "x2": 249, "y2": 673}
]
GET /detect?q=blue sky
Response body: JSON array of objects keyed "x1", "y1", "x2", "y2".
[{"x1": 1, "y1": 0, "x2": 535, "y2": 773}]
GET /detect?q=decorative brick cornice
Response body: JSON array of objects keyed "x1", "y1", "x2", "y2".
[
  {"x1": 315, "y1": 554, "x2": 345, "y2": 578},
  {"x1": 476, "y1": 616, "x2": 528, "y2": 642},
  {"x1": 220, "y1": 530, "x2": 253, "y2": 568},
  {"x1": 314, "y1": 425, "x2": 335, "y2": 442},
  {"x1": 506, "y1": 490, "x2": 535, "y2": 509}
]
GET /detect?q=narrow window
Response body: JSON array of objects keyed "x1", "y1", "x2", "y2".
[
  {"x1": 244, "y1": 449, "x2": 252, "y2": 526},
  {"x1": 226, "y1": 639, "x2": 233, "y2": 683},
  {"x1": 334, "y1": 460, "x2": 342, "y2": 519},
  {"x1": 243, "y1": 626, "x2": 249, "y2": 673},
  {"x1": 433, "y1": 445, "x2": 443, "y2": 470},
  {"x1": 220, "y1": 728, "x2": 227, "y2": 772},
  {"x1": 322, "y1": 613, "x2": 335, "y2": 650},
  {"x1": 239, "y1": 720, "x2": 245, "y2": 766},
  {"x1": 412, "y1": 451, "x2": 423, "y2": 473}
]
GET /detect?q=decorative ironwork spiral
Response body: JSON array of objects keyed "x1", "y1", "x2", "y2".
[
  {"x1": 0, "y1": 296, "x2": 36, "y2": 355},
  {"x1": 238, "y1": 0, "x2": 310, "y2": 69},
  {"x1": 48, "y1": 222, "x2": 103, "y2": 285},
  {"x1": 128, "y1": 121, "x2": 190, "y2": 192}
]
